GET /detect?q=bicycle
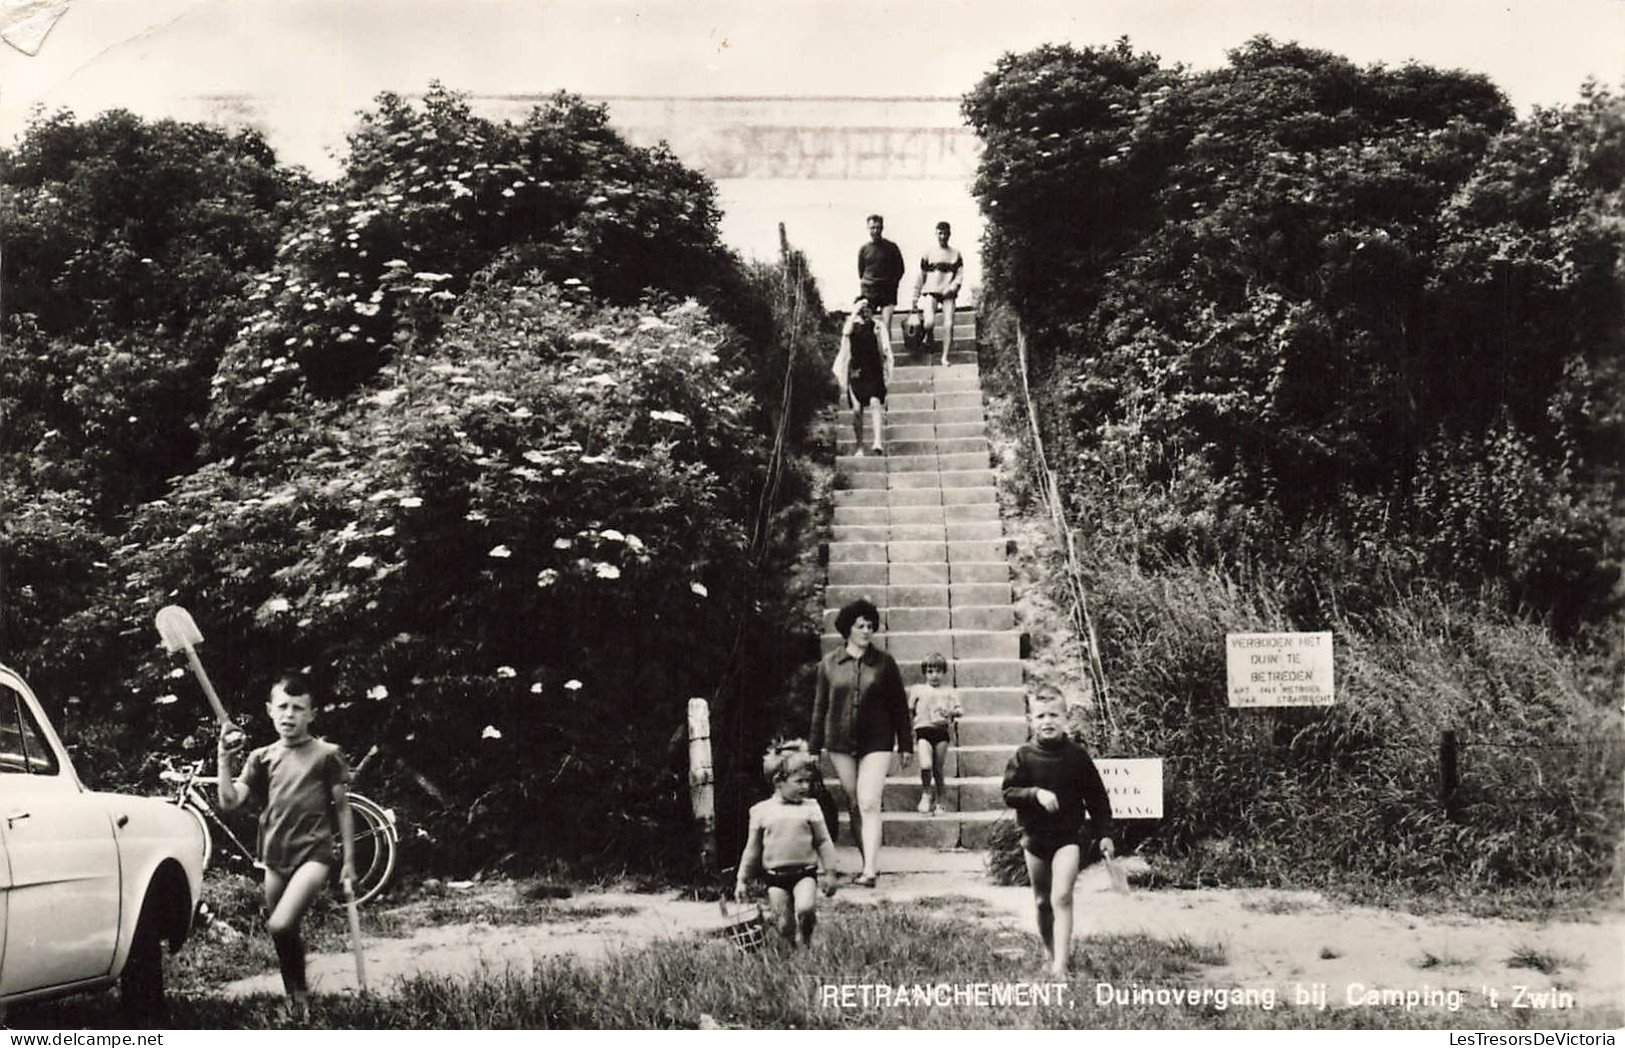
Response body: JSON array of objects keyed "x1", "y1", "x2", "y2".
[{"x1": 158, "y1": 748, "x2": 400, "y2": 906}]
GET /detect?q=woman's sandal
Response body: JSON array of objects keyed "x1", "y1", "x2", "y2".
[{"x1": 854, "y1": 872, "x2": 878, "y2": 888}]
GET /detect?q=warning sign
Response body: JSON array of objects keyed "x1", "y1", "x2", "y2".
[
  {"x1": 1094, "y1": 758, "x2": 1162, "y2": 819},
  {"x1": 1226, "y1": 632, "x2": 1335, "y2": 708}
]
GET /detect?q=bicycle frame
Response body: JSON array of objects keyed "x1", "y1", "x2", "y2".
[{"x1": 158, "y1": 752, "x2": 399, "y2": 904}]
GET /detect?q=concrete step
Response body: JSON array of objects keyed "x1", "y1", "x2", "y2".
[
  {"x1": 935, "y1": 469, "x2": 997, "y2": 489},
  {"x1": 946, "y1": 658, "x2": 1024, "y2": 687},
  {"x1": 825, "y1": 778, "x2": 948, "y2": 811},
  {"x1": 828, "y1": 541, "x2": 889, "y2": 563},
  {"x1": 882, "y1": 393, "x2": 986, "y2": 415},
  {"x1": 825, "y1": 776, "x2": 1011, "y2": 813},
  {"x1": 887, "y1": 314, "x2": 977, "y2": 337},
  {"x1": 886, "y1": 408, "x2": 985, "y2": 427},
  {"x1": 834, "y1": 437, "x2": 988, "y2": 456},
  {"x1": 832, "y1": 506, "x2": 890, "y2": 525},
  {"x1": 822, "y1": 569, "x2": 1015, "y2": 609},
  {"x1": 833, "y1": 417, "x2": 986, "y2": 441},
  {"x1": 834, "y1": 471, "x2": 889, "y2": 490},
  {"x1": 833, "y1": 810, "x2": 1009, "y2": 849},
  {"x1": 819, "y1": 604, "x2": 1017, "y2": 634},
  {"x1": 887, "y1": 376, "x2": 982, "y2": 395},
  {"x1": 954, "y1": 687, "x2": 1028, "y2": 716},
  {"x1": 834, "y1": 453, "x2": 937, "y2": 473},
  {"x1": 830, "y1": 487, "x2": 996, "y2": 508},
  {"x1": 823, "y1": 582, "x2": 1013, "y2": 610},
  {"x1": 826, "y1": 563, "x2": 888, "y2": 587},
  {"x1": 954, "y1": 746, "x2": 1026, "y2": 777},
  {"x1": 885, "y1": 472, "x2": 950, "y2": 490},
  {"x1": 823, "y1": 563, "x2": 950, "y2": 591},
  {"x1": 834, "y1": 451, "x2": 992, "y2": 474},
  {"x1": 826, "y1": 845, "x2": 988, "y2": 876},
  {"x1": 817, "y1": 631, "x2": 1022, "y2": 661},
  {"x1": 828, "y1": 503, "x2": 996, "y2": 525},
  {"x1": 955, "y1": 718, "x2": 1029, "y2": 746},
  {"x1": 950, "y1": 604, "x2": 1016, "y2": 630},
  {"x1": 950, "y1": 562, "x2": 1010, "y2": 583},
  {"x1": 845, "y1": 471, "x2": 994, "y2": 493},
  {"x1": 893, "y1": 348, "x2": 979, "y2": 367},
  {"x1": 829, "y1": 521, "x2": 1004, "y2": 544}
]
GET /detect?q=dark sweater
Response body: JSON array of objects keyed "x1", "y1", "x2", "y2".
[
  {"x1": 1001, "y1": 736, "x2": 1114, "y2": 844},
  {"x1": 857, "y1": 238, "x2": 905, "y2": 289}
]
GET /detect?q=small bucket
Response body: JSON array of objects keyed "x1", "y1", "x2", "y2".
[{"x1": 715, "y1": 898, "x2": 766, "y2": 954}]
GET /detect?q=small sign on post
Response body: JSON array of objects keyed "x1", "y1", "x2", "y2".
[
  {"x1": 1095, "y1": 758, "x2": 1163, "y2": 819},
  {"x1": 1226, "y1": 632, "x2": 1335, "y2": 707}
]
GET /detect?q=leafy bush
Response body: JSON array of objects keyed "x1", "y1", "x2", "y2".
[
  {"x1": 64, "y1": 283, "x2": 789, "y2": 870},
  {"x1": 966, "y1": 39, "x2": 1624, "y2": 629},
  {"x1": 204, "y1": 85, "x2": 747, "y2": 455},
  {"x1": 968, "y1": 39, "x2": 1623, "y2": 895},
  {"x1": 0, "y1": 109, "x2": 297, "y2": 514},
  {"x1": 1, "y1": 93, "x2": 835, "y2": 878}
]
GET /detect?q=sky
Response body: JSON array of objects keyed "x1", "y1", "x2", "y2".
[
  {"x1": 3, "y1": 0, "x2": 1622, "y2": 151},
  {"x1": 1, "y1": 0, "x2": 1621, "y2": 295}
]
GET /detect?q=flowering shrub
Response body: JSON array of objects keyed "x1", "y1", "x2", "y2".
[
  {"x1": 2, "y1": 90, "x2": 832, "y2": 875},
  {"x1": 60, "y1": 283, "x2": 781, "y2": 867},
  {"x1": 204, "y1": 85, "x2": 740, "y2": 454}
]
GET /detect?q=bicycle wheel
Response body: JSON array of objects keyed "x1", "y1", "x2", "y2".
[
  {"x1": 183, "y1": 801, "x2": 214, "y2": 870},
  {"x1": 338, "y1": 793, "x2": 398, "y2": 906}
]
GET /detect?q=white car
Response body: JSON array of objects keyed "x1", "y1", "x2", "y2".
[{"x1": 0, "y1": 663, "x2": 205, "y2": 1020}]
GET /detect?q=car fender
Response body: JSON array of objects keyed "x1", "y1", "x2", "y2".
[{"x1": 97, "y1": 794, "x2": 206, "y2": 976}]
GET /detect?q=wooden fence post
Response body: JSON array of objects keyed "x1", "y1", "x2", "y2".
[
  {"x1": 1439, "y1": 729, "x2": 1460, "y2": 821},
  {"x1": 687, "y1": 698, "x2": 717, "y2": 874}
]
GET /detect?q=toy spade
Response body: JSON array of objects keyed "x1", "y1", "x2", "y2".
[
  {"x1": 343, "y1": 878, "x2": 368, "y2": 990},
  {"x1": 154, "y1": 605, "x2": 234, "y2": 729},
  {"x1": 1105, "y1": 856, "x2": 1133, "y2": 895}
]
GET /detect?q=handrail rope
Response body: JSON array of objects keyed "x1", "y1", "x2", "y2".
[
  {"x1": 710, "y1": 227, "x2": 806, "y2": 712},
  {"x1": 1013, "y1": 319, "x2": 1117, "y2": 743},
  {"x1": 680, "y1": 231, "x2": 809, "y2": 863}
]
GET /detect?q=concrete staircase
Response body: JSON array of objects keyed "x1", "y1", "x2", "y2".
[{"x1": 821, "y1": 310, "x2": 1024, "y2": 849}]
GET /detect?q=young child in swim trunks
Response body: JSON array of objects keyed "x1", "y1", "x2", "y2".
[
  {"x1": 735, "y1": 740, "x2": 839, "y2": 946},
  {"x1": 909, "y1": 652, "x2": 962, "y2": 814},
  {"x1": 1001, "y1": 691, "x2": 1115, "y2": 977}
]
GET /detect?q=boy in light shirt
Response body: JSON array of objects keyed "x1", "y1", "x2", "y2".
[{"x1": 735, "y1": 740, "x2": 840, "y2": 946}]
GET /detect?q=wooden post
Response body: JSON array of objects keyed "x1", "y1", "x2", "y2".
[
  {"x1": 687, "y1": 698, "x2": 717, "y2": 875},
  {"x1": 1439, "y1": 729, "x2": 1460, "y2": 821}
]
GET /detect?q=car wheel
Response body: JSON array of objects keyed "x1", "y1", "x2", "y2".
[{"x1": 120, "y1": 899, "x2": 168, "y2": 1026}]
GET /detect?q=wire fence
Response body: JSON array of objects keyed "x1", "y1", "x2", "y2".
[
  {"x1": 682, "y1": 224, "x2": 814, "y2": 873},
  {"x1": 1012, "y1": 318, "x2": 1116, "y2": 743}
]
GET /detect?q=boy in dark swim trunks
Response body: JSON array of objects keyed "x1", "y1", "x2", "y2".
[
  {"x1": 1001, "y1": 691, "x2": 1115, "y2": 976},
  {"x1": 909, "y1": 652, "x2": 962, "y2": 814},
  {"x1": 218, "y1": 674, "x2": 357, "y2": 1019},
  {"x1": 909, "y1": 221, "x2": 964, "y2": 366},
  {"x1": 735, "y1": 740, "x2": 839, "y2": 946}
]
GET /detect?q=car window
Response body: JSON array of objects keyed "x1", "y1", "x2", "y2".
[{"x1": 0, "y1": 684, "x2": 60, "y2": 775}]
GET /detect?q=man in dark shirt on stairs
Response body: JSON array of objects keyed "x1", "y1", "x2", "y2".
[
  {"x1": 1003, "y1": 691, "x2": 1116, "y2": 977},
  {"x1": 857, "y1": 214, "x2": 906, "y2": 336}
]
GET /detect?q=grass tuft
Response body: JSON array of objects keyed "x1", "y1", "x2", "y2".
[{"x1": 1506, "y1": 945, "x2": 1577, "y2": 975}]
